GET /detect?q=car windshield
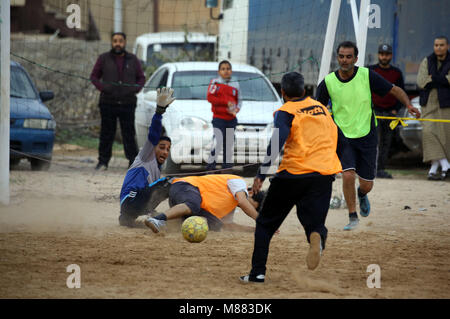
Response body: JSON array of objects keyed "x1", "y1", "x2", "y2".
[
  {"x1": 10, "y1": 66, "x2": 37, "y2": 99},
  {"x1": 171, "y1": 71, "x2": 278, "y2": 101},
  {"x1": 147, "y1": 43, "x2": 215, "y2": 66}
]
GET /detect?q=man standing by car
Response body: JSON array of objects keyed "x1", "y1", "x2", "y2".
[
  {"x1": 368, "y1": 44, "x2": 405, "y2": 179},
  {"x1": 206, "y1": 60, "x2": 242, "y2": 172},
  {"x1": 90, "y1": 32, "x2": 146, "y2": 170},
  {"x1": 417, "y1": 36, "x2": 450, "y2": 181},
  {"x1": 316, "y1": 41, "x2": 420, "y2": 231}
]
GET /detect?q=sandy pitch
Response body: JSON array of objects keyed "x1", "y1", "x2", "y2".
[{"x1": 1, "y1": 154, "x2": 449, "y2": 299}]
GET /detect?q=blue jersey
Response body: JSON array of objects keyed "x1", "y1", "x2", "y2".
[{"x1": 120, "y1": 113, "x2": 163, "y2": 204}]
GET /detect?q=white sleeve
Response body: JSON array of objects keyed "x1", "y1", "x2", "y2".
[{"x1": 227, "y1": 178, "x2": 248, "y2": 199}]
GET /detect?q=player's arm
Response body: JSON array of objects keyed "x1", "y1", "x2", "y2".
[
  {"x1": 253, "y1": 110, "x2": 293, "y2": 193},
  {"x1": 389, "y1": 85, "x2": 421, "y2": 118},
  {"x1": 140, "y1": 88, "x2": 175, "y2": 161},
  {"x1": 236, "y1": 191, "x2": 259, "y2": 220}
]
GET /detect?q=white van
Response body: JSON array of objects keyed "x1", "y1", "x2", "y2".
[{"x1": 133, "y1": 32, "x2": 217, "y2": 67}]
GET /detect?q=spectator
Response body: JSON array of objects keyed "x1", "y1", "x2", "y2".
[
  {"x1": 206, "y1": 60, "x2": 242, "y2": 172},
  {"x1": 90, "y1": 32, "x2": 146, "y2": 170},
  {"x1": 417, "y1": 35, "x2": 450, "y2": 181},
  {"x1": 368, "y1": 44, "x2": 405, "y2": 179}
]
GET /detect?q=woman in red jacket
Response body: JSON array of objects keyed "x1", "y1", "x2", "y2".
[{"x1": 206, "y1": 60, "x2": 242, "y2": 171}]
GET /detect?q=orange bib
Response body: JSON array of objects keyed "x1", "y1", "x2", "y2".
[
  {"x1": 172, "y1": 174, "x2": 242, "y2": 219},
  {"x1": 276, "y1": 97, "x2": 342, "y2": 175}
]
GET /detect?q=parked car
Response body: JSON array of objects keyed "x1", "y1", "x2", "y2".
[
  {"x1": 10, "y1": 60, "x2": 56, "y2": 170},
  {"x1": 397, "y1": 96, "x2": 423, "y2": 156},
  {"x1": 135, "y1": 62, "x2": 282, "y2": 172}
]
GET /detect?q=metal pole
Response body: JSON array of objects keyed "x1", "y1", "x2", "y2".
[
  {"x1": 114, "y1": 0, "x2": 122, "y2": 33},
  {"x1": 356, "y1": 0, "x2": 370, "y2": 66},
  {"x1": 318, "y1": 0, "x2": 341, "y2": 85},
  {"x1": 0, "y1": 0, "x2": 10, "y2": 205}
]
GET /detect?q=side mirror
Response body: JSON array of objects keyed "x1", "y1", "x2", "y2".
[
  {"x1": 144, "y1": 90, "x2": 157, "y2": 102},
  {"x1": 39, "y1": 91, "x2": 54, "y2": 102}
]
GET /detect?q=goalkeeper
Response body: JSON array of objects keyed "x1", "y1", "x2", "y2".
[{"x1": 118, "y1": 87, "x2": 175, "y2": 227}]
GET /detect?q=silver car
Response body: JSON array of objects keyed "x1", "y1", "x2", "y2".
[{"x1": 397, "y1": 96, "x2": 422, "y2": 156}]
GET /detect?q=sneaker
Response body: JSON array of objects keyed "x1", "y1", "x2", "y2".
[
  {"x1": 358, "y1": 193, "x2": 371, "y2": 217},
  {"x1": 144, "y1": 217, "x2": 166, "y2": 233},
  {"x1": 343, "y1": 217, "x2": 359, "y2": 231},
  {"x1": 95, "y1": 162, "x2": 108, "y2": 171},
  {"x1": 306, "y1": 232, "x2": 322, "y2": 270},
  {"x1": 377, "y1": 170, "x2": 393, "y2": 179},
  {"x1": 239, "y1": 274, "x2": 265, "y2": 283},
  {"x1": 428, "y1": 172, "x2": 443, "y2": 181}
]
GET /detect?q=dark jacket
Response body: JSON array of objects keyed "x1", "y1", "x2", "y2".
[
  {"x1": 419, "y1": 51, "x2": 450, "y2": 108},
  {"x1": 90, "y1": 50, "x2": 145, "y2": 106}
]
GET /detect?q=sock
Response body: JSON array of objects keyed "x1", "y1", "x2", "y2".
[
  {"x1": 154, "y1": 213, "x2": 167, "y2": 221},
  {"x1": 439, "y1": 158, "x2": 450, "y2": 172},
  {"x1": 429, "y1": 160, "x2": 439, "y2": 174},
  {"x1": 357, "y1": 187, "x2": 366, "y2": 198},
  {"x1": 349, "y1": 212, "x2": 358, "y2": 219}
]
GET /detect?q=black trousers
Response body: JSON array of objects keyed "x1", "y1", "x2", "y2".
[
  {"x1": 207, "y1": 117, "x2": 237, "y2": 169},
  {"x1": 249, "y1": 175, "x2": 334, "y2": 276},
  {"x1": 374, "y1": 109, "x2": 395, "y2": 171},
  {"x1": 98, "y1": 103, "x2": 139, "y2": 166}
]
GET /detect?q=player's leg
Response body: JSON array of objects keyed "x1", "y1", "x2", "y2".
[
  {"x1": 119, "y1": 186, "x2": 153, "y2": 227},
  {"x1": 354, "y1": 128, "x2": 377, "y2": 218},
  {"x1": 145, "y1": 181, "x2": 200, "y2": 233},
  {"x1": 240, "y1": 178, "x2": 295, "y2": 283},
  {"x1": 340, "y1": 139, "x2": 359, "y2": 230},
  {"x1": 295, "y1": 175, "x2": 334, "y2": 270}
]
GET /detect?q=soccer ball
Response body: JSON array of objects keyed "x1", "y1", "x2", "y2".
[{"x1": 181, "y1": 216, "x2": 209, "y2": 243}]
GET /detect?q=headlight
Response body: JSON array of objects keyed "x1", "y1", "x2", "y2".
[
  {"x1": 180, "y1": 117, "x2": 210, "y2": 131},
  {"x1": 23, "y1": 118, "x2": 56, "y2": 130}
]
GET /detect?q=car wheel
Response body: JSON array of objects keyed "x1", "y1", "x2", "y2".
[{"x1": 30, "y1": 158, "x2": 51, "y2": 171}]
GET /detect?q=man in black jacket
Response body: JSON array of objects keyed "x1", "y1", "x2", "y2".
[{"x1": 90, "y1": 32, "x2": 146, "y2": 170}]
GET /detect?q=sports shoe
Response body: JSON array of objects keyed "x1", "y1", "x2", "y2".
[
  {"x1": 358, "y1": 193, "x2": 371, "y2": 217},
  {"x1": 306, "y1": 232, "x2": 322, "y2": 270},
  {"x1": 343, "y1": 217, "x2": 359, "y2": 231},
  {"x1": 239, "y1": 274, "x2": 265, "y2": 283},
  {"x1": 145, "y1": 217, "x2": 166, "y2": 233},
  {"x1": 428, "y1": 172, "x2": 443, "y2": 181}
]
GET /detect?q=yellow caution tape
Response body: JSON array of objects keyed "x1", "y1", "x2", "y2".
[{"x1": 375, "y1": 115, "x2": 450, "y2": 130}]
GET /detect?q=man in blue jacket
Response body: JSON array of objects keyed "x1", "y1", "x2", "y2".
[{"x1": 119, "y1": 87, "x2": 175, "y2": 227}]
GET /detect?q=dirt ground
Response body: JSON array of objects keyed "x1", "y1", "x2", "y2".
[{"x1": 1, "y1": 148, "x2": 449, "y2": 299}]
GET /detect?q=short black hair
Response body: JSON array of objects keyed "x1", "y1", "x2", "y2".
[
  {"x1": 281, "y1": 72, "x2": 305, "y2": 98},
  {"x1": 111, "y1": 32, "x2": 126, "y2": 40},
  {"x1": 218, "y1": 60, "x2": 232, "y2": 70},
  {"x1": 435, "y1": 35, "x2": 449, "y2": 44},
  {"x1": 337, "y1": 41, "x2": 359, "y2": 57},
  {"x1": 159, "y1": 136, "x2": 171, "y2": 143}
]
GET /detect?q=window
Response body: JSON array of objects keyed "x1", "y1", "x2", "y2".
[
  {"x1": 171, "y1": 71, "x2": 277, "y2": 101},
  {"x1": 147, "y1": 43, "x2": 215, "y2": 67},
  {"x1": 223, "y1": 0, "x2": 233, "y2": 10},
  {"x1": 10, "y1": 66, "x2": 37, "y2": 100},
  {"x1": 144, "y1": 69, "x2": 168, "y2": 93}
]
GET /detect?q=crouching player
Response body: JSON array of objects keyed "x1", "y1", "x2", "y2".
[
  {"x1": 240, "y1": 72, "x2": 345, "y2": 283},
  {"x1": 119, "y1": 88, "x2": 175, "y2": 227},
  {"x1": 144, "y1": 174, "x2": 260, "y2": 233}
]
